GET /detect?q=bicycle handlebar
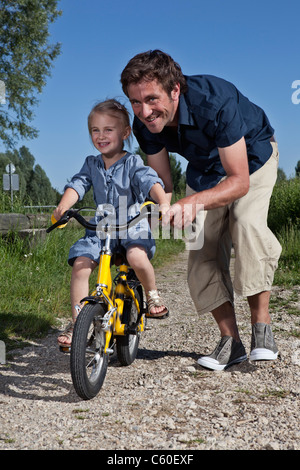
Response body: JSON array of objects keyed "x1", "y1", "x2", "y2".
[{"x1": 46, "y1": 204, "x2": 161, "y2": 234}]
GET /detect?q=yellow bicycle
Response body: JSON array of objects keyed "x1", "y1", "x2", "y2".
[{"x1": 47, "y1": 203, "x2": 159, "y2": 400}]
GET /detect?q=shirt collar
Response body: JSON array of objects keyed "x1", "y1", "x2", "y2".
[
  {"x1": 178, "y1": 93, "x2": 195, "y2": 126},
  {"x1": 98, "y1": 151, "x2": 130, "y2": 171}
]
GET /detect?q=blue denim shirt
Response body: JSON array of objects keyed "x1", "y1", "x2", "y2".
[
  {"x1": 65, "y1": 151, "x2": 164, "y2": 219},
  {"x1": 133, "y1": 75, "x2": 275, "y2": 191},
  {"x1": 66, "y1": 152, "x2": 163, "y2": 264}
]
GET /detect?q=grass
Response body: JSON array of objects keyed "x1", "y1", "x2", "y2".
[
  {"x1": 274, "y1": 224, "x2": 300, "y2": 286},
  {"x1": 0, "y1": 226, "x2": 82, "y2": 350},
  {"x1": 0, "y1": 225, "x2": 184, "y2": 351}
]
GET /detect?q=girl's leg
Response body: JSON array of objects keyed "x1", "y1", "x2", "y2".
[
  {"x1": 126, "y1": 245, "x2": 168, "y2": 317},
  {"x1": 70, "y1": 256, "x2": 98, "y2": 319},
  {"x1": 58, "y1": 256, "x2": 97, "y2": 346}
]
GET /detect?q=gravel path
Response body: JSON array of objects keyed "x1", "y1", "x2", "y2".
[{"x1": 0, "y1": 250, "x2": 299, "y2": 451}]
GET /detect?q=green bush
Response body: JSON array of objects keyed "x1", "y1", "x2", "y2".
[
  {"x1": 0, "y1": 227, "x2": 80, "y2": 349},
  {"x1": 268, "y1": 178, "x2": 300, "y2": 234},
  {"x1": 274, "y1": 223, "x2": 300, "y2": 286},
  {"x1": 268, "y1": 177, "x2": 300, "y2": 285}
]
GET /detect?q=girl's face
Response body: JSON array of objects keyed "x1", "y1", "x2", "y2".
[{"x1": 90, "y1": 112, "x2": 131, "y2": 160}]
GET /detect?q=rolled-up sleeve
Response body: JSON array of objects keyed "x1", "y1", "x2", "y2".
[{"x1": 64, "y1": 156, "x2": 94, "y2": 201}]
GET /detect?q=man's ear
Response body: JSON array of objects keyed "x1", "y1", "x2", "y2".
[{"x1": 171, "y1": 83, "x2": 181, "y2": 101}]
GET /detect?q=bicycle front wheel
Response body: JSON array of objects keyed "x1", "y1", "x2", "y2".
[{"x1": 70, "y1": 303, "x2": 109, "y2": 400}]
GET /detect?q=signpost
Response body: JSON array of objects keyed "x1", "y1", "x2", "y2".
[{"x1": 3, "y1": 163, "x2": 19, "y2": 210}]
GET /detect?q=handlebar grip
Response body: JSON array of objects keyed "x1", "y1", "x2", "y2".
[
  {"x1": 140, "y1": 201, "x2": 162, "y2": 220},
  {"x1": 51, "y1": 214, "x2": 67, "y2": 229}
]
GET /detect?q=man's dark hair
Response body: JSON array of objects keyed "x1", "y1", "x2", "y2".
[{"x1": 121, "y1": 49, "x2": 187, "y2": 97}]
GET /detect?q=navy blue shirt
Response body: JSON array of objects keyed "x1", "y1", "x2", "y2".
[{"x1": 133, "y1": 75, "x2": 275, "y2": 191}]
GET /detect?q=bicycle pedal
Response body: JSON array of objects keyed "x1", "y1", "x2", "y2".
[{"x1": 59, "y1": 345, "x2": 71, "y2": 353}]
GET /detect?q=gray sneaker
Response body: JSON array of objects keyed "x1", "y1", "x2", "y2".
[
  {"x1": 197, "y1": 336, "x2": 247, "y2": 371},
  {"x1": 249, "y1": 323, "x2": 278, "y2": 361}
]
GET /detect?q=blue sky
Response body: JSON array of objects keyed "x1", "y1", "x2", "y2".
[{"x1": 7, "y1": 0, "x2": 300, "y2": 192}]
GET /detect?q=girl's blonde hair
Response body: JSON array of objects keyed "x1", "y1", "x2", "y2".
[{"x1": 88, "y1": 99, "x2": 131, "y2": 139}]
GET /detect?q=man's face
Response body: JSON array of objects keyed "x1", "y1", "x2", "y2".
[{"x1": 127, "y1": 79, "x2": 180, "y2": 133}]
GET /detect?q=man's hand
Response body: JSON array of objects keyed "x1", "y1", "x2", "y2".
[{"x1": 162, "y1": 194, "x2": 200, "y2": 229}]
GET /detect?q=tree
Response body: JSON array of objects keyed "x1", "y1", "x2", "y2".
[
  {"x1": 27, "y1": 164, "x2": 56, "y2": 204},
  {"x1": 276, "y1": 167, "x2": 287, "y2": 184},
  {"x1": 135, "y1": 146, "x2": 186, "y2": 195},
  {"x1": 0, "y1": 145, "x2": 59, "y2": 206},
  {"x1": 0, "y1": 0, "x2": 61, "y2": 147},
  {"x1": 295, "y1": 160, "x2": 300, "y2": 178}
]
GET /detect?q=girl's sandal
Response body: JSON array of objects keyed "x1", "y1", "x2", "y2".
[
  {"x1": 57, "y1": 321, "x2": 75, "y2": 348},
  {"x1": 57, "y1": 305, "x2": 81, "y2": 349},
  {"x1": 146, "y1": 290, "x2": 169, "y2": 319}
]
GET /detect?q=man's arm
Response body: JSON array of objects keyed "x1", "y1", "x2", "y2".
[
  {"x1": 147, "y1": 148, "x2": 173, "y2": 203},
  {"x1": 164, "y1": 137, "x2": 250, "y2": 227}
]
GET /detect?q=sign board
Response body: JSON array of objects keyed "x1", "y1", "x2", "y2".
[
  {"x1": 6, "y1": 163, "x2": 16, "y2": 174},
  {"x1": 3, "y1": 161, "x2": 19, "y2": 209},
  {"x1": 3, "y1": 173, "x2": 19, "y2": 191}
]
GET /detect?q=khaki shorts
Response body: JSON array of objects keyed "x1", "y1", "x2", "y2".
[{"x1": 187, "y1": 142, "x2": 282, "y2": 314}]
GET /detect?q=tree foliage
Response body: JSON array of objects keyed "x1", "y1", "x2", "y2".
[
  {"x1": 268, "y1": 177, "x2": 300, "y2": 234},
  {"x1": 0, "y1": 0, "x2": 61, "y2": 147},
  {"x1": 0, "y1": 145, "x2": 60, "y2": 207}
]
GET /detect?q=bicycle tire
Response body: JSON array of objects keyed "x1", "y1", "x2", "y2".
[
  {"x1": 116, "y1": 287, "x2": 143, "y2": 366},
  {"x1": 70, "y1": 303, "x2": 109, "y2": 400}
]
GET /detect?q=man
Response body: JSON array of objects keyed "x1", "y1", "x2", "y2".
[{"x1": 120, "y1": 50, "x2": 282, "y2": 370}]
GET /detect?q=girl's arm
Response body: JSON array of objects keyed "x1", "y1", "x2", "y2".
[
  {"x1": 53, "y1": 187, "x2": 79, "y2": 221},
  {"x1": 147, "y1": 148, "x2": 173, "y2": 204},
  {"x1": 149, "y1": 182, "x2": 170, "y2": 215}
]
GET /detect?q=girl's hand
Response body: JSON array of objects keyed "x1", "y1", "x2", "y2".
[
  {"x1": 53, "y1": 206, "x2": 66, "y2": 222},
  {"x1": 52, "y1": 188, "x2": 79, "y2": 222},
  {"x1": 159, "y1": 202, "x2": 171, "y2": 217}
]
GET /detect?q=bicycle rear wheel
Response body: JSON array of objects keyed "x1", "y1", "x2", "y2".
[
  {"x1": 116, "y1": 287, "x2": 143, "y2": 366},
  {"x1": 70, "y1": 303, "x2": 109, "y2": 400}
]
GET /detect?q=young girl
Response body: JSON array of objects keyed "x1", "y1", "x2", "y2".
[{"x1": 54, "y1": 99, "x2": 170, "y2": 348}]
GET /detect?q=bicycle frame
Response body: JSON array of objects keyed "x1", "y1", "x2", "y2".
[
  {"x1": 47, "y1": 204, "x2": 156, "y2": 354},
  {"x1": 87, "y1": 231, "x2": 145, "y2": 355}
]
